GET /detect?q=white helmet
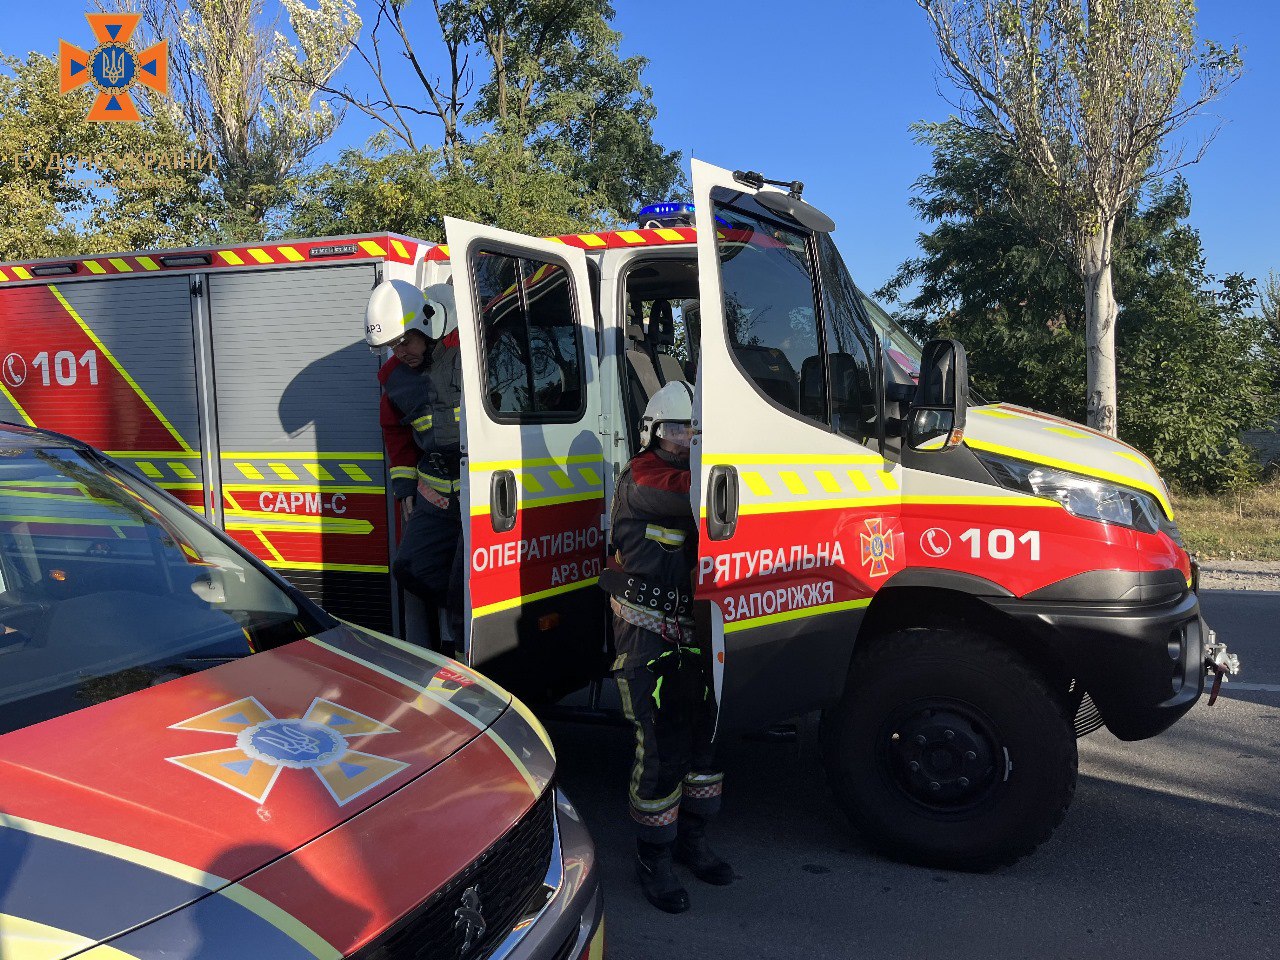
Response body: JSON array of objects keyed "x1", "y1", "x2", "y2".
[
  {"x1": 640, "y1": 381, "x2": 694, "y2": 448},
  {"x1": 422, "y1": 283, "x2": 457, "y2": 339},
  {"x1": 365, "y1": 279, "x2": 429, "y2": 351}
]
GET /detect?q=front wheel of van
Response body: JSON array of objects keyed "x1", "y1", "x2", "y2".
[{"x1": 822, "y1": 628, "x2": 1077, "y2": 870}]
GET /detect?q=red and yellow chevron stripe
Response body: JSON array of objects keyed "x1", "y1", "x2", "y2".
[{"x1": 0, "y1": 235, "x2": 420, "y2": 284}]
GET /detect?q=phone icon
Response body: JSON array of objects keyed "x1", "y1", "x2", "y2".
[{"x1": 921, "y1": 527, "x2": 951, "y2": 558}]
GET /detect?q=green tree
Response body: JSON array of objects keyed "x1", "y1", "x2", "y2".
[
  {"x1": 293, "y1": 0, "x2": 680, "y2": 230},
  {"x1": 915, "y1": 0, "x2": 1241, "y2": 435},
  {"x1": 122, "y1": 0, "x2": 359, "y2": 237},
  {"x1": 287, "y1": 134, "x2": 609, "y2": 239},
  {"x1": 0, "y1": 52, "x2": 217, "y2": 259},
  {"x1": 882, "y1": 120, "x2": 1277, "y2": 491}
]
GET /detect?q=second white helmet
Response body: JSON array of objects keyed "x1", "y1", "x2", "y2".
[
  {"x1": 640, "y1": 381, "x2": 694, "y2": 448},
  {"x1": 422, "y1": 283, "x2": 457, "y2": 339}
]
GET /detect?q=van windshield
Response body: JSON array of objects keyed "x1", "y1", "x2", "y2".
[{"x1": 0, "y1": 445, "x2": 322, "y2": 733}]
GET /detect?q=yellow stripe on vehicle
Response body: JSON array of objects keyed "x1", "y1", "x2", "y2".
[
  {"x1": 84, "y1": 260, "x2": 106, "y2": 274},
  {"x1": 253, "y1": 529, "x2": 285, "y2": 562},
  {"x1": 222, "y1": 451, "x2": 384, "y2": 460},
  {"x1": 49, "y1": 285, "x2": 196, "y2": 454},
  {"x1": 277, "y1": 246, "x2": 305, "y2": 262},
  {"x1": 304, "y1": 464, "x2": 334, "y2": 481},
  {"x1": 703, "y1": 453, "x2": 883, "y2": 466},
  {"x1": 547, "y1": 469, "x2": 575, "y2": 490},
  {"x1": 137, "y1": 461, "x2": 163, "y2": 478},
  {"x1": 135, "y1": 256, "x2": 160, "y2": 271},
  {"x1": 341, "y1": 463, "x2": 372, "y2": 482},
  {"x1": 0, "y1": 913, "x2": 140, "y2": 960},
  {"x1": 107, "y1": 258, "x2": 132, "y2": 272},
  {"x1": 578, "y1": 234, "x2": 607, "y2": 247},
  {"x1": 234, "y1": 462, "x2": 265, "y2": 480},
  {"x1": 877, "y1": 470, "x2": 900, "y2": 491},
  {"x1": 469, "y1": 455, "x2": 603, "y2": 470},
  {"x1": 218, "y1": 250, "x2": 244, "y2": 265},
  {"x1": 847, "y1": 471, "x2": 872, "y2": 492},
  {"x1": 269, "y1": 463, "x2": 299, "y2": 480},
  {"x1": 616, "y1": 230, "x2": 645, "y2": 244},
  {"x1": 217, "y1": 886, "x2": 342, "y2": 960},
  {"x1": 742, "y1": 472, "x2": 772, "y2": 496},
  {"x1": 468, "y1": 490, "x2": 603, "y2": 515},
  {"x1": 247, "y1": 248, "x2": 274, "y2": 264},
  {"x1": 815, "y1": 470, "x2": 842, "y2": 493},
  {"x1": 780, "y1": 471, "x2": 808, "y2": 494},
  {"x1": 723, "y1": 597, "x2": 872, "y2": 634},
  {"x1": 169, "y1": 462, "x2": 196, "y2": 480},
  {"x1": 359, "y1": 240, "x2": 387, "y2": 257},
  {"x1": 262, "y1": 560, "x2": 389, "y2": 573},
  {"x1": 471, "y1": 577, "x2": 600, "y2": 618},
  {"x1": 964, "y1": 437, "x2": 1174, "y2": 517}
]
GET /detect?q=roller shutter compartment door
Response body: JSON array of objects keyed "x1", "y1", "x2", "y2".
[
  {"x1": 0, "y1": 276, "x2": 206, "y2": 514},
  {"x1": 206, "y1": 264, "x2": 393, "y2": 631}
]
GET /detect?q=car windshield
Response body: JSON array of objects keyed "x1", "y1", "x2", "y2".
[{"x1": 0, "y1": 443, "x2": 322, "y2": 734}]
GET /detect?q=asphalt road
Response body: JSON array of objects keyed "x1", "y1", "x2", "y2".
[{"x1": 548, "y1": 589, "x2": 1280, "y2": 960}]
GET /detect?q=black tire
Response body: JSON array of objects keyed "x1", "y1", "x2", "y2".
[{"x1": 822, "y1": 628, "x2": 1077, "y2": 870}]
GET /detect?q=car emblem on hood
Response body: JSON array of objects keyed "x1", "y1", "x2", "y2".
[
  {"x1": 454, "y1": 885, "x2": 487, "y2": 955},
  {"x1": 167, "y1": 696, "x2": 409, "y2": 805}
]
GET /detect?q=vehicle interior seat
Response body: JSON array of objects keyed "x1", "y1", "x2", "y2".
[
  {"x1": 624, "y1": 297, "x2": 663, "y2": 437},
  {"x1": 646, "y1": 300, "x2": 687, "y2": 386}
]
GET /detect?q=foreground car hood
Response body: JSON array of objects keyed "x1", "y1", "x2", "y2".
[
  {"x1": 0, "y1": 623, "x2": 509, "y2": 959},
  {"x1": 964, "y1": 402, "x2": 1174, "y2": 518}
]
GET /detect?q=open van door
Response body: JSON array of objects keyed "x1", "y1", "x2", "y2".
[
  {"x1": 444, "y1": 218, "x2": 608, "y2": 702},
  {"x1": 689, "y1": 159, "x2": 904, "y2": 732}
]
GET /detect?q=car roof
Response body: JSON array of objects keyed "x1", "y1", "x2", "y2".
[{"x1": 0, "y1": 420, "x2": 85, "y2": 450}]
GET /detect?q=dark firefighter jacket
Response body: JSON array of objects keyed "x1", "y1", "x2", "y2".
[
  {"x1": 608, "y1": 447, "x2": 698, "y2": 594},
  {"x1": 379, "y1": 331, "x2": 463, "y2": 500}
]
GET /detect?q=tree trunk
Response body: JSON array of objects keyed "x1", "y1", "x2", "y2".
[{"x1": 1082, "y1": 220, "x2": 1119, "y2": 436}]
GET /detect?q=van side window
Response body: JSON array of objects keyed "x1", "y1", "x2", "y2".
[
  {"x1": 815, "y1": 234, "x2": 878, "y2": 442},
  {"x1": 473, "y1": 250, "x2": 585, "y2": 421},
  {"x1": 712, "y1": 194, "x2": 828, "y2": 427}
]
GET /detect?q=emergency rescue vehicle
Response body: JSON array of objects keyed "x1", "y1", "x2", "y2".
[
  {"x1": 0, "y1": 422, "x2": 603, "y2": 960},
  {"x1": 0, "y1": 158, "x2": 1238, "y2": 869}
]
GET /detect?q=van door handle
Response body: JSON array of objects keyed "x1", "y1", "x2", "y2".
[
  {"x1": 706, "y1": 465, "x2": 738, "y2": 541},
  {"x1": 491, "y1": 470, "x2": 517, "y2": 533}
]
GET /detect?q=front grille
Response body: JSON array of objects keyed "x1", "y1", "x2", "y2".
[{"x1": 354, "y1": 791, "x2": 556, "y2": 960}]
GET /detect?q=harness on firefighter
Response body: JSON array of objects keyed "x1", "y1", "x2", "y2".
[{"x1": 600, "y1": 567, "x2": 692, "y2": 618}]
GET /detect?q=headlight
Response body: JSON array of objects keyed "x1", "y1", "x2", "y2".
[{"x1": 976, "y1": 452, "x2": 1164, "y2": 534}]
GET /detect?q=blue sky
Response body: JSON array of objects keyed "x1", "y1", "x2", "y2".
[{"x1": 6, "y1": 1, "x2": 1277, "y2": 296}]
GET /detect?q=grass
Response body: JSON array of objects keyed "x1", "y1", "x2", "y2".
[{"x1": 1172, "y1": 481, "x2": 1280, "y2": 562}]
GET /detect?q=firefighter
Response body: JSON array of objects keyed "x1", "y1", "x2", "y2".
[
  {"x1": 601, "y1": 381, "x2": 732, "y2": 914},
  {"x1": 366, "y1": 280, "x2": 465, "y2": 650}
]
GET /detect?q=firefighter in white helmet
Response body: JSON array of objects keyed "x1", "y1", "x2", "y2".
[
  {"x1": 367, "y1": 280, "x2": 465, "y2": 649},
  {"x1": 599, "y1": 381, "x2": 731, "y2": 914}
]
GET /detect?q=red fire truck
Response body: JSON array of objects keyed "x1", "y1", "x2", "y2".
[{"x1": 0, "y1": 158, "x2": 1237, "y2": 868}]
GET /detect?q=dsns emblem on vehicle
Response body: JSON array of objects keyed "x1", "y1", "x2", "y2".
[
  {"x1": 860, "y1": 518, "x2": 896, "y2": 578},
  {"x1": 454, "y1": 886, "x2": 486, "y2": 955},
  {"x1": 167, "y1": 697, "x2": 409, "y2": 804}
]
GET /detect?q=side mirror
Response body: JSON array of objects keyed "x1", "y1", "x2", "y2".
[{"x1": 907, "y1": 338, "x2": 968, "y2": 452}]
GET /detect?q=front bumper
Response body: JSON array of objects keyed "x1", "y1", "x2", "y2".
[
  {"x1": 988, "y1": 588, "x2": 1208, "y2": 741},
  {"x1": 498, "y1": 788, "x2": 603, "y2": 960}
]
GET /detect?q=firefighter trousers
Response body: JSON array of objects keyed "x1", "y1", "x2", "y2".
[
  {"x1": 393, "y1": 494, "x2": 464, "y2": 646},
  {"x1": 612, "y1": 618, "x2": 723, "y2": 844}
]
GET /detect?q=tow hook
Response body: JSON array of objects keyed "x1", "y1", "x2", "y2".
[{"x1": 1203, "y1": 630, "x2": 1241, "y2": 706}]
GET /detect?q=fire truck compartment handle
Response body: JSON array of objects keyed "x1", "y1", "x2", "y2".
[
  {"x1": 490, "y1": 470, "x2": 517, "y2": 533},
  {"x1": 707, "y1": 465, "x2": 739, "y2": 542}
]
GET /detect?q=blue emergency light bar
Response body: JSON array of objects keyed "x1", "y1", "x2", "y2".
[{"x1": 637, "y1": 202, "x2": 695, "y2": 218}]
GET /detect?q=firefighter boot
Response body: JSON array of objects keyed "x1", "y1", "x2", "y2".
[
  {"x1": 635, "y1": 841, "x2": 690, "y2": 914},
  {"x1": 675, "y1": 814, "x2": 734, "y2": 885}
]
